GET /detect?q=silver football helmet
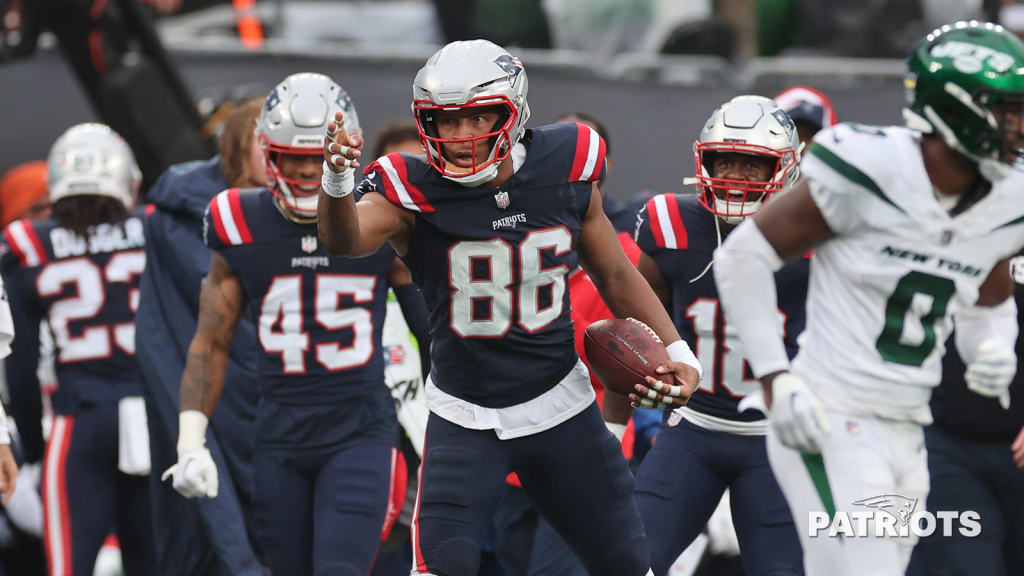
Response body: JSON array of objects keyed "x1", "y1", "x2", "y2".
[
  {"x1": 690, "y1": 95, "x2": 800, "y2": 224},
  {"x1": 47, "y1": 123, "x2": 141, "y2": 209},
  {"x1": 413, "y1": 39, "x2": 531, "y2": 187},
  {"x1": 258, "y1": 72, "x2": 361, "y2": 218}
]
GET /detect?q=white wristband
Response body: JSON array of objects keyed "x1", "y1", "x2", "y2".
[
  {"x1": 605, "y1": 421, "x2": 627, "y2": 441},
  {"x1": 666, "y1": 339, "x2": 702, "y2": 380},
  {"x1": 321, "y1": 161, "x2": 355, "y2": 198},
  {"x1": 177, "y1": 410, "x2": 209, "y2": 455}
]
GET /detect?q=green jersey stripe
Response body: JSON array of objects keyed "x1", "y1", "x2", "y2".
[{"x1": 809, "y1": 143, "x2": 904, "y2": 213}]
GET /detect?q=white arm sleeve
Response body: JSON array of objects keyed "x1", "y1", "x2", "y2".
[
  {"x1": 955, "y1": 297, "x2": 1018, "y2": 363},
  {"x1": 0, "y1": 277, "x2": 13, "y2": 360},
  {"x1": 0, "y1": 278, "x2": 12, "y2": 443},
  {"x1": 713, "y1": 220, "x2": 791, "y2": 378}
]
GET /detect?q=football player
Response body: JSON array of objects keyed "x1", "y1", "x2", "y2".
[
  {"x1": 317, "y1": 40, "x2": 702, "y2": 576},
  {"x1": 162, "y1": 73, "x2": 429, "y2": 576},
  {"x1": 617, "y1": 95, "x2": 806, "y2": 575},
  {"x1": 773, "y1": 85, "x2": 838, "y2": 150},
  {"x1": 0, "y1": 276, "x2": 19, "y2": 500},
  {"x1": 714, "y1": 21, "x2": 1024, "y2": 576},
  {"x1": 2, "y1": 123, "x2": 157, "y2": 575}
]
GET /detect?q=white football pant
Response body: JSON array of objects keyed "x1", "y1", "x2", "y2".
[{"x1": 767, "y1": 411, "x2": 929, "y2": 576}]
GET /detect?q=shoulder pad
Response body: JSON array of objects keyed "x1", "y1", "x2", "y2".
[
  {"x1": 2, "y1": 219, "x2": 48, "y2": 268},
  {"x1": 206, "y1": 188, "x2": 255, "y2": 248},
  {"x1": 803, "y1": 123, "x2": 907, "y2": 203},
  {"x1": 535, "y1": 123, "x2": 608, "y2": 183},
  {"x1": 641, "y1": 194, "x2": 689, "y2": 250},
  {"x1": 362, "y1": 153, "x2": 435, "y2": 213},
  {"x1": 568, "y1": 122, "x2": 607, "y2": 183}
]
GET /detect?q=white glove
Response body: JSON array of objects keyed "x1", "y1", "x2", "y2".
[
  {"x1": 965, "y1": 339, "x2": 1016, "y2": 410},
  {"x1": 769, "y1": 373, "x2": 831, "y2": 454},
  {"x1": 161, "y1": 411, "x2": 218, "y2": 498}
]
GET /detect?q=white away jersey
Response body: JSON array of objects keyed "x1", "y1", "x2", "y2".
[{"x1": 796, "y1": 123, "x2": 1024, "y2": 423}]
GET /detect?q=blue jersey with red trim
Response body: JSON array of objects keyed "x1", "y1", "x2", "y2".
[
  {"x1": 634, "y1": 194, "x2": 809, "y2": 421},
  {"x1": 1, "y1": 210, "x2": 147, "y2": 413},
  {"x1": 360, "y1": 122, "x2": 606, "y2": 408},
  {"x1": 203, "y1": 187, "x2": 395, "y2": 405}
]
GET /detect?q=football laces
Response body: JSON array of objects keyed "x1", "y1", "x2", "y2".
[{"x1": 626, "y1": 317, "x2": 662, "y2": 344}]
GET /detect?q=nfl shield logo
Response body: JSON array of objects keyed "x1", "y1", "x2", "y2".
[
  {"x1": 494, "y1": 190, "x2": 510, "y2": 210},
  {"x1": 301, "y1": 235, "x2": 318, "y2": 254}
]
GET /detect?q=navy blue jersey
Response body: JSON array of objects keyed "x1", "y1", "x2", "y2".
[
  {"x1": 360, "y1": 122, "x2": 606, "y2": 408},
  {"x1": 204, "y1": 187, "x2": 394, "y2": 406},
  {"x1": 1, "y1": 210, "x2": 147, "y2": 414},
  {"x1": 635, "y1": 194, "x2": 809, "y2": 421}
]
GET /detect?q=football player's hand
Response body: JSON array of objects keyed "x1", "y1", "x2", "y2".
[
  {"x1": 769, "y1": 372, "x2": 830, "y2": 454},
  {"x1": 324, "y1": 111, "x2": 363, "y2": 173},
  {"x1": 1012, "y1": 425, "x2": 1024, "y2": 469},
  {"x1": 0, "y1": 444, "x2": 17, "y2": 505},
  {"x1": 965, "y1": 339, "x2": 1015, "y2": 409},
  {"x1": 629, "y1": 362, "x2": 700, "y2": 409},
  {"x1": 162, "y1": 448, "x2": 219, "y2": 499}
]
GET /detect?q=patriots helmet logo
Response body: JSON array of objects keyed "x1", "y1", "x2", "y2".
[
  {"x1": 492, "y1": 55, "x2": 523, "y2": 80},
  {"x1": 853, "y1": 494, "x2": 918, "y2": 525}
]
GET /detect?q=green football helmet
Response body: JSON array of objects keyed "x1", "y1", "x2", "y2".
[{"x1": 904, "y1": 20, "x2": 1024, "y2": 180}]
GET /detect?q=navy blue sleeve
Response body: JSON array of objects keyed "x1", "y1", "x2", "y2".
[{"x1": 393, "y1": 282, "x2": 431, "y2": 379}]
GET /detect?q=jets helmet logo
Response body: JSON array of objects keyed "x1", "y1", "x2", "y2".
[{"x1": 930, "y1": 41, "x2": 1015, "y2": 74}]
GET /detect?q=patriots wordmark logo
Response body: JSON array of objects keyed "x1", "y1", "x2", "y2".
[
  {"x1": 301, "y1": 235, "x2": 318, "y2": 254},
  {"x1": 495, "y1": 190, "x2": 510, "y2": 209},
  {"x1": 492, "y1": 55, "x2": 523, "y2": 80},
  {"x1": 853, "y1": 495, "x2": 918, "y2": 526}
]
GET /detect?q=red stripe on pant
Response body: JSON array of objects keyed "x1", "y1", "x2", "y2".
[
  {"x1": 411, "y1": 431, "x2": 429, "y2": 574},
  {"x1": 43, "y1": 415, "x2": 75, "y2": 576}
]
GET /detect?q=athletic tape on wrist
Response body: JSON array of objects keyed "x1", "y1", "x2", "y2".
[
  {"x1": 321, "y1": 160, "x2": 355, "y2": 198},
  {"x1": 177, "y1": 410, "x2": 209, "y2": 454},
  {"x1": 666, "y1": 339, "x2": 702, "y2": 380}
]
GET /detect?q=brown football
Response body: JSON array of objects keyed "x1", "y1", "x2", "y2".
[{"x1": 583, "y1": 318, "x2": 673, "y2": 397}]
